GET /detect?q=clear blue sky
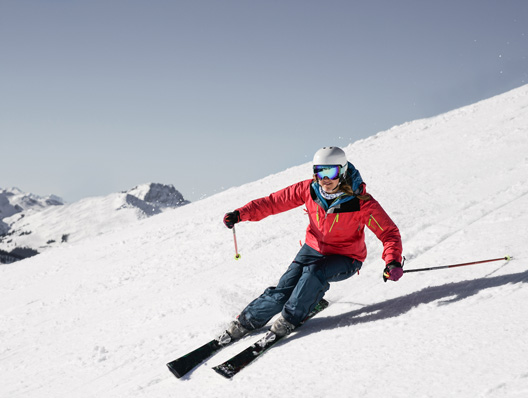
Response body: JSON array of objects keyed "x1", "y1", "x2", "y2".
[{"x1": 2, "y1": 0, "x2": 527, "y2": 202}]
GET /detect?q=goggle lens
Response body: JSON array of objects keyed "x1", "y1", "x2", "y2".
[{"x1": 314, "y1": 165, "x2": 340, "y2": 180}]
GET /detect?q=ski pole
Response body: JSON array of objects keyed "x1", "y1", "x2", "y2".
[
  {"x1": 403, "y1": 255, "x2": 512, "y2": 274},
  {"x1": 232, "y1": 225, "x2": 241, "y2": 260}
]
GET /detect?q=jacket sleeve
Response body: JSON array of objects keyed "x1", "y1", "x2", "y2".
[
  {"x1": 236, "y1": 180, "x2": 310, "y2": 222},
  {"x1": 361, "y1": 196, "x2": 403, "y2": 265}
]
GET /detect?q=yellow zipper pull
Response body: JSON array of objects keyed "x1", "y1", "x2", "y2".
[
  {"x1": 329, "y1": 213, "x2": 339, "y2": 233},
  {"x1": 368, "y1": 214, "x2": 384, "y2": 231}
]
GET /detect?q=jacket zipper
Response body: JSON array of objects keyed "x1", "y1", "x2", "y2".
[
  {"x1": 328, "y1": 213, "x2": 339, "y2": 233},
  {"x1": 368, "y1": 214, "x2": 384, "y2": 231}
]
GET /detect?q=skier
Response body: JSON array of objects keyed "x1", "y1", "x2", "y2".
[{"x1": 222, "y1": 146, "x2": 403, "y2": 340}]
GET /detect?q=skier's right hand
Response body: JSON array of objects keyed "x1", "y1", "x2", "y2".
[{"x1": 223, "y1": 210, "x2": 240, "y2": 229}]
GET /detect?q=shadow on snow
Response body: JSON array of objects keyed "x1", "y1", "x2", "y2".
[{"x1": 292, "y1": 268, "x2": 528, "y2": 338}]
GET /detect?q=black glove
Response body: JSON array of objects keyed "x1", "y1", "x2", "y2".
[
  {"x1": 383, "y1": 260, "x2": 403, "y2": 282},
  {"x1": 223, "y1": 210, "x2": 240, "y2": 229}
]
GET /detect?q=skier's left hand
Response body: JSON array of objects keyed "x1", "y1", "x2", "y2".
[{"x1": 383, "y1": 261, "x2": 403, "y2": 282}]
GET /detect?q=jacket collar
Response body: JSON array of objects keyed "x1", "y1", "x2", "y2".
[{"x1": 310, "y1": 181, "x2": 354, "y2": 212}]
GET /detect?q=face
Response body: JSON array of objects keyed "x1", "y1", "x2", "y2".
[
  {"x1": 313, "y1": 165, "x2": 341, "y2": 193},
  {"x1": 318, "y1": 176, "x2": 340, "y2": 193}
]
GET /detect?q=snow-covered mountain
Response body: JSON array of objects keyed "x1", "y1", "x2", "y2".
[
  {"x1": 0, "y1": 183, "x2": 189, "y2": 262},
  {"x1": 1, "y1": 85, "x2": 527, "y2": 398},
  {"x1": 0, "y1": 187, "x2": 63, "y2": 234}
]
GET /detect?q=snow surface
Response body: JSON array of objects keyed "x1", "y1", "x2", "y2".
[
  {"x1": 0, "y1": 188, "x2": 63, "y2": 235},
  {"x1": 1, "y1": 85, "x2": 528, "y2": 398},
  {"x1": 0, "y1": 183, "x2": 188, "y2": 256}
]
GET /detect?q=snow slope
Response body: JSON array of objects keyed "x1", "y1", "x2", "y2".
[
  {"x1": 0, "y1": 188, "x2": 63, "y2": 235},
  {"x1": 1, "y1": 85, "x2": 528, "y2": 398},
  {"x1": 0, "y1": 183, "x2": 189, "y2": 258}
]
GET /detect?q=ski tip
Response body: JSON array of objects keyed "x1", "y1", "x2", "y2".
[
  {"x1": 167, "y1": 362, "x2": 184, "y2": 379},
  {"x1": 505, "y1": 255, "x2": 513, "y2": 261}
]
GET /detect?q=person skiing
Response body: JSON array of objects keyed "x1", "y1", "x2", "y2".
[{"x1": 222, "y1": 146, "x2": 403, "y2": 340}]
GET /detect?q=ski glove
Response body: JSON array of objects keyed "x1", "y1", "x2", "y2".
[
  {"x1": 223, "y1": 210, "x2": 240, "y2": 229},
  {"x1": 383, "y1": 261, "x2": 403, "y2": 282}
]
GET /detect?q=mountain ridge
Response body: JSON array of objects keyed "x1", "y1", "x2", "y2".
[{"x1": 0, "y1": 183, "x2": 189, "y2": 262}]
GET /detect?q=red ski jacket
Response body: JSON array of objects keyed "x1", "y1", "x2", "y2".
[{"x1": 236, "y1": 179, "x2": 402, "y2": 265}]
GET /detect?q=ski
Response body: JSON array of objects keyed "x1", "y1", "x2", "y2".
[
  {"x1": 166, "y1": 331, "x2": 233, "y2": 378},
  {"x1": 213, "y1": 298, "x2": 329, "y2": 379}
]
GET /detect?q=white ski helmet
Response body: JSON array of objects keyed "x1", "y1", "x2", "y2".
[{"x1": 313, "y1": 146, "x2": 348, "y2": 175}]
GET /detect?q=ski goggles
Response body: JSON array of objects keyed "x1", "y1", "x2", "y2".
[{"x1": 313, "y1": 165, "x2": 341, "y2": 180}]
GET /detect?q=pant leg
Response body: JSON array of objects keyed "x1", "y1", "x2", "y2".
[
  {"x1": 238, "y1": 245, "x2": 323, "y2": 330},
  {"x1": 283, "y1": 254, "x2": 362, "y2": 326}
]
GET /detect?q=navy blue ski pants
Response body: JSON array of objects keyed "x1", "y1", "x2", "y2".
[{"x1": 238, "y1": 244, "x2": 362, "y2": 329}]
